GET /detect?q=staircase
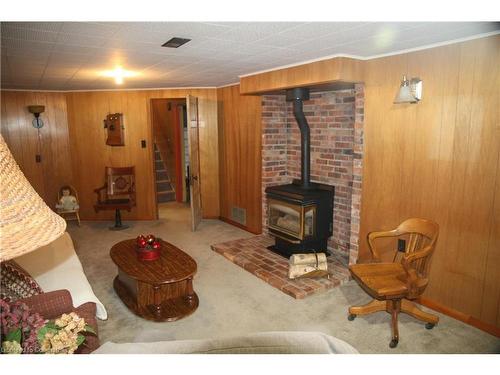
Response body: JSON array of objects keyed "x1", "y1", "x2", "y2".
[{"x1": 154, "y1": 144, "x2": 176, "y2": 203}]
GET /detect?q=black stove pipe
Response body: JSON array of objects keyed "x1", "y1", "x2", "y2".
[{"x1": 286, "y1": 87, "x2": 311, "y2": 189}]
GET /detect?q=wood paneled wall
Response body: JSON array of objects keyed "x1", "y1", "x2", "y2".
[
  {"x1": 360, "y1": 35, "x2": 500, "y2": 329},
  {"x1": 239, "y1": 57, "x2": 363, "y2": 94},
  {"x1": 65, "y1": 88, "x2": 219, "y2": 220},
  {"x1": 1, "y1": 91, "x2": 73, "y2": 207},
  {"x1": 233, "y1": 35, "x2": 499, "y2": 330},
  {"x1": 217, "y1": 84, "x2": 262, "y2": 233}
]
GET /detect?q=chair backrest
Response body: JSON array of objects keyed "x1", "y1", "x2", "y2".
[
  {"x1": 105, "y1": 166, "x2": 135, "y2": 199},
  {"x1": 394, "y1": 218, "x2": 439, "y2": 281}
]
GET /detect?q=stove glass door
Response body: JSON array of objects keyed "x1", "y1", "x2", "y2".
[{"x1": 268, "y1": 199, "x2": 315, "y2": 240}]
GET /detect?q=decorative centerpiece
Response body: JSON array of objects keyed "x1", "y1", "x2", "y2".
[
  {"x1": 0, "y1": 300, "x2": 96, "y2": 354},
  {"x1": 136, "y1": 234, "x2": 161, "y2": 261}
]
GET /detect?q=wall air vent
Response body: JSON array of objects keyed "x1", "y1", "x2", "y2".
[
  {"x1": 162, "y1": 37, "x2": 191, "y2": 48},
  {"x1": 231, "y1": 206, "x2": 247, "y2": 226}
]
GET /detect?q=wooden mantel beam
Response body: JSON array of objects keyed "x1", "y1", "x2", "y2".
[{"x1": 239, "y1": 56, "x2": 364, "y2": 95}]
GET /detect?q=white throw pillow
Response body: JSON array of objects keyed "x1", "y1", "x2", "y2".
[{"x1": 15, "y1": 232, "x2": 107, "y2": 320}]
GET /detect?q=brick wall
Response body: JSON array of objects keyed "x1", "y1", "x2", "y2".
[
  {"x1": 349, "y1": 84, "x2": 364, "y2": 264},
  {"x1": 261, "y1": 86, "x2": 364, "y2": 264},
  {"x1": 261, "y1": 95, "x2": 291, "y2": 230}
]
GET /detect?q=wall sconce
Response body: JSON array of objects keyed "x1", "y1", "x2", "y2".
[
  {"x1": 28, "y1": 105, "x2": 45, "y2": 128},
  {"x1": 394, "y1": 75, "x2": 423, "y2": 104},
  {"x1": 27, "y1": 105, "x2": 45, "y2": 163}
]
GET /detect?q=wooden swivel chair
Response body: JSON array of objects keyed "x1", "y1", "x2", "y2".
[
  {"x1": 94, "y1": 166, "x2": 136, "y2": 230},
  {"x1": 348, "y1": 218, "x2": 439, "y2": 348}
]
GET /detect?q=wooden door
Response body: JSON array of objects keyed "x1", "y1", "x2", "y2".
[{"x1": 186, "y1": 95, "x2": 202, "y2": 231}]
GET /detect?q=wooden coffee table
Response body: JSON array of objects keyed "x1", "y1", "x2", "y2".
[{"x1": 110, "y1": 239, "x2": 198, "y2": 322}]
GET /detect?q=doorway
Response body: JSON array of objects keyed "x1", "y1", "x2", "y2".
[{"x1": 151, "y1": 98, "x2": 190, "y2": 218}]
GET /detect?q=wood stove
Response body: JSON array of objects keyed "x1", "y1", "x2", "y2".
[
  {"x1": 266, "y1": 87, "x2": 335, "y2": 258},
  {"x1": 267, "y1": 181, "x2": 334, "y2": 258}
]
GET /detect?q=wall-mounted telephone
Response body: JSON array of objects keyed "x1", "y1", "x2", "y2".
[{"x1": 104, "y1": 113, "x2": 124, "y2": 146}]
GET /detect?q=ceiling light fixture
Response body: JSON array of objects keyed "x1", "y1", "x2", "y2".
[
  {"x1": 394, "y1": 75, "x2": 423, "y2": 104},
  {"x1": 101, "y1": 66, "x2": 137, "y2": 85}
]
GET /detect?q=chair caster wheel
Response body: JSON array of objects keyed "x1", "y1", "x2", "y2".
[
  {"x1": 389, "y1": 339, "x2": 399, "y2": 348},
  {"x1": 425, "y1": 323, "x2": 435, "y2": 330},
  {"x1": 348, "y1": 314, "x2": 356, "y2": 321}
]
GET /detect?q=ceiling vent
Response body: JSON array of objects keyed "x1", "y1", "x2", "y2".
[{"x1": 162, "y1": 37, "x2": 191, "y2": 48}]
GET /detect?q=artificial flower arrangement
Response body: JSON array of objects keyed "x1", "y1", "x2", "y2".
[
  {"x1": 136, "y1": 234, "x2": 161, "y2": 261},
  {"x1": 0, "y1": 299, "x2": 95, "y2": 354}
]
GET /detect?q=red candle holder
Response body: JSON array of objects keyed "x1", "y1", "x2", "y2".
[{"x1": 136, "y1": 234, "x2": 161, "y2": 261}]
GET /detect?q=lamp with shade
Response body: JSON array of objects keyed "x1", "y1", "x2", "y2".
[{"x1": 0, "y1": 135, "x2": 66, "y2": 262}]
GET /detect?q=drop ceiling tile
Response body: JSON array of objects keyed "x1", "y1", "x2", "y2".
[
  {"x1": 150, "y1": 22, "x2": 232, "y2": 39},
  {"x1": 55, "y1": 33, "x2": 109, "y2": 48},
  {"x1": 59, "y1": 22, "x2": 121, "y2": 38},
  {"x1": 65, "y1": 79, "x2": 99, "y2": 88},
  {"x1": 278, "y1": 22, "x2": 367, "y2": 40},
  {"x1": 212, "y1": 22, "x2": 304, "y2": 43},
  {"x1": 3, "y1": 82, "x2": 39, "y2": 89},
  {"x1": 39, "y1": 79, "x2": 70, "y2": 89},
  {"x1": 3, "y1": 47, "x2": 52, "y2": 59},
  {"x1": 50, "y1": 43, "x2": 106, "y2": 55},
  {"x1": 115, "y1": 22, "x2": 154, "y2": 33},
  {"x1": 199, "y1": 42, "x2": 272, "y2": 59},
  {"x1": 2, "y1": 22, "x2": 63, "y2": 33},
  {"x1": 48, "y1": 52, "x2": 90, "y2": 64},
  {"x1": 43, "y1": 66, "x2": 80, "y2": 78},
  {"x1": 0, "y1": 26, "x2": 59, "y2": 43},
  {"x1": 250, "y1": 33, "x2": 309, "y2": 48},
  {"x1": 113, "y1": 29, "x2": 169, "y2": 44},
  {"x1": 1, "y1": 38, "x2": 53, "y2": 51},
  {"x1": 144, "y1": 59, "x2": 197, "y2": 74},
  {"x1": 371, "y1": 23, "x2": 500, "y2": 55},
  {"x1": 7, "y1": 55, "x2": 48, "y2": 68},
  {"x1": 100, "y1": 39, "x2": 162, "y2": 55}
]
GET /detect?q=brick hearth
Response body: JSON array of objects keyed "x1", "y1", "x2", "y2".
[{"x1": 211, "y1": 235, "x2": 350, "y2": 299}]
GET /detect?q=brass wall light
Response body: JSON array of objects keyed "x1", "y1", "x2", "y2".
[
  {"x1": 394, "y1": 75, "x2": 423, "y2": 104},
  {"x1": 27, "y1": 105, "x2": 45, "y2": 162}
]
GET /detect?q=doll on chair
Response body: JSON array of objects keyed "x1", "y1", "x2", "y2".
[
  {"x1": 56, "y1": 186, "x2": 79, "y2": 212},
  {"x1": 56, "y1": 186, "x2": 81, "y2": 226}
]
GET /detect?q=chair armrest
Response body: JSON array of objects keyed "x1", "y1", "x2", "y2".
[
  {"x1": 73, "y1": 302, "x2": 100, "y2": 353},
  {"x1": 94, "y1": 185, "x2": 107, "y2": 204},
  {"x1": 367, "y1": 228, "x2": 399, "y2": 262},
  {"x1": 401, "y1": 244, "x2": 433, "y2": 298},
  {"x1": 18, "y1": 290, "x2": 74, "y2": 320},
  {"x1": 93, "y1": 185, "x2": 107, "y2": 194},
  {"x1": 402, "y1": 244, "x2": 433, "y2": 269}
]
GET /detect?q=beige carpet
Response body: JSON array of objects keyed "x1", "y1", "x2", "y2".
[{"x1": 67, "y1": 202, "x2": 500, "y2": 354}]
